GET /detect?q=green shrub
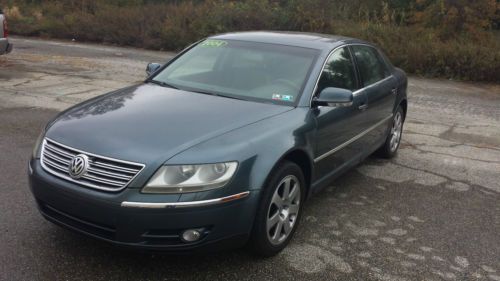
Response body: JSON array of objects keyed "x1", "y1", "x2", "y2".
[{"x1": 2, "y1": 0, "x2": 499, "y2": 82}]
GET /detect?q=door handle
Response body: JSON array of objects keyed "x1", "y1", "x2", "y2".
[
  {"x1": 391, "y1": 88, "x2": 397, "y2": 95},
  {"x1": 358, "y1": 104, "x2": 368, "y2": 111}
]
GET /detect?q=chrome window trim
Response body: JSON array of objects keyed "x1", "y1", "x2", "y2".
[
  {"x1": 309, "y1": 43, "x2": 393, "y2": 107},
  {"x1": 121, "y1": 191, "x2": 250, "y2": 209},
  {"x1": 40, "y1": 138, "x2": 146, "y2": 192},
  {"x1": 313, "y1": 114, "x2": 393, "y2": 163},
  {"x1": 309, "y1": 45, "x2": 348, "y2": 107},
  {"x1": 352, "y1": 75, "x2": 394, "y2": 96}
]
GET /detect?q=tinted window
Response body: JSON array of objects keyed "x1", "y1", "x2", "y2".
[
  {"x1": 168, "y1": 47, "x2": 220, "y2": 78},
  {"x1": 316, "y1": 47, "x2": 357, "y2": 94},
  {"x1": 153, "y1": 39, "x2": 320, "y2": 105},
  {"x1": 352, "y1": 45, "x2": 390, "y2": 86}
]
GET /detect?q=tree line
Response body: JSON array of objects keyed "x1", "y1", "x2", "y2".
[{"x1": 1, "y1": 0, "x2": 499, "y2": 81}]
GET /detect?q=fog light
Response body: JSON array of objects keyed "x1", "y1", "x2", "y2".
[{"x1": 181, "y1": 229, "x2": 202, "y2": 243}]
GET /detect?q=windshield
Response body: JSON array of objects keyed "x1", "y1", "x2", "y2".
[{"x1": 152, "y1": 39, "x2": 320, "y2": 105}]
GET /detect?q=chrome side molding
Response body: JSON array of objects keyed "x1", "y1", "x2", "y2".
[
  {"x1": 314, "y1": 114, "x2": 393, "y2": 163},
  {"x1": 121, "y1": 191, "x2": 250, "y2": 209}
]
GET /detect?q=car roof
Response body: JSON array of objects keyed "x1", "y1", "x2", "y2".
[{"x1": 210, "y1": 31, "x2": 369, "y2": 51}]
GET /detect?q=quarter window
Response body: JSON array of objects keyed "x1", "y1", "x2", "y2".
[
  {"x1": 316, "y1": 47, "x2": 357, "y2": 94},
  {"x1": 351, "y1": 45, "x2": 390, "y2": 86}
]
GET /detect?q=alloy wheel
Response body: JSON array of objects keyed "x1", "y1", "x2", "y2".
[
  {"x1": 266, "y1": 175, "x2": 301, "y2": 245},
  {"x1": 389, "y1": 111, "x2": 403, "y2": 152}
]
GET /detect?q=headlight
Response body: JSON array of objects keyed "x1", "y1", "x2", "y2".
[
  {"x1": 32, "y1": 131, "x2": 45, "y2": 159},
  {"x1": 143, "y1": 162, "x2": 238, "y2": 193}
]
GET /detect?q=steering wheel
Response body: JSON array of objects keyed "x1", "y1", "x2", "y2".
[{"x1": 274, "y1": 79, "x2": 300, "y2": 92}]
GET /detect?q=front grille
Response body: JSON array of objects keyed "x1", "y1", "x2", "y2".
[{"x1": 40, "y1": 138, "x2": 145, "y2": 192}]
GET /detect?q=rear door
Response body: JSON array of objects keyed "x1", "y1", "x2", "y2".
[
  {"x1": 350, "y1": 45, "x2": 396, "y2": 150},
  {"x1": 312, "y1": 47, "x2": 369, "y2": 183}
]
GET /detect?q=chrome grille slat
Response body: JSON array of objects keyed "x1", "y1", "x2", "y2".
[
  {"x1": 92, "y1": 161, "x2": 140, "y2": 174},
  {"x1": 40, "y1": 138, "x2": 145, "y2": 192},
  {"x1": 44, "y1": 142, "x2": 74, "y2": 158},
  {"x1": 44, "y1": 150, "x2": 70, "y2": 165},
  {"x1": 82, "y1": 174, "x2": 124, "y2": 187},
  {"x1": 87, "y1": 167, "x2": 133, "y2": 181},
  {"x1": 43, "y1": 157, "x2": 68, "y2": 172}
]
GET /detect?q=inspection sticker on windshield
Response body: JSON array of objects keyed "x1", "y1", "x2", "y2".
[
  {"x1": 272, "y1": 94, "x2": 293, "y2": 102},
  {"x1": 200, "y1": 40, "x2": 227, "y2": 47}
]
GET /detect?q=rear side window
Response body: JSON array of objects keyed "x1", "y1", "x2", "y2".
[
  {"x1": 316, "y1": 47, "x2": 357, "y2": 94},
  {"x1": 351, "y1": 45, "x2": 390, "y2": 86}
]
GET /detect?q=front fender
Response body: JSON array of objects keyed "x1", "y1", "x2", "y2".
[
  {"x1": 393, "y1": 68, "x2": 408, "y2": 114},
  {"x1": 165, "y1": 108, "x2": 316, "y2": 195}
]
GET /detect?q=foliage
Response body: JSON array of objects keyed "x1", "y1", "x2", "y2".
[
  {"x1": 1, "y1": 0, "x2": 499, "y2": 82},
  {"x1": 412, "y1": 0, "x2": 499, "y2": 40}
]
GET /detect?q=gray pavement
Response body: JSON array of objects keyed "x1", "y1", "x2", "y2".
[{"x1": 0, "y1": 36, "x2": 499, "y2": 281}]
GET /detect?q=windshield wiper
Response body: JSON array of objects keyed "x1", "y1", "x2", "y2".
[
  {"x1": 190, "y1": 89, "x2": 245, "y2": 101},
  {"x1": 149, "y1": 81, "x2": 245, "y2": 101},
  {"x1": 148, "y1": 80, "x2": 178, "y2": 89}
]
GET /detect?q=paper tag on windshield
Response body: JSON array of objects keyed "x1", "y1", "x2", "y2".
[
  {"x1": 272, "y1": 94, "x2": 293, "y2": 102},
  {"x1": 200, "y1": 40, "x2": 227, "y2": 47}
]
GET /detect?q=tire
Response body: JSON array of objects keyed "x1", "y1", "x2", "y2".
[
  {"x1": 249, "y1": 161, "x2": 305, "y2": 257},
  {"x1": 377, "y1": 105, "x2": 405, "y2": 158}
]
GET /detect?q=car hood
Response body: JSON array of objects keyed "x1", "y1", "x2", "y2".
[{"x1": 46, "y1": 83, "x2": 292, "y2": 165}]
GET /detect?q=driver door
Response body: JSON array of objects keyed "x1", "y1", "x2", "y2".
[{"x1": 313, "y1": 47, "x2": 369, "y2": 184}]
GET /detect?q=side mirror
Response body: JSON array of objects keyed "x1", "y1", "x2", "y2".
[
  {"x1": 146, "y1": 63, "x2": 162, "y2": 76},
  {"x1": 313, "y1": 87, "x2": 353, "y2": 107}
]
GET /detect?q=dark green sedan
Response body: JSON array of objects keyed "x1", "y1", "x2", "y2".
[{"x1": 29, "y1": 32, "x2": 407, "y2": 256}]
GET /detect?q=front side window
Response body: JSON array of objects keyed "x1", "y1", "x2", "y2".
[
  {"x1": 351, "y1": 45, "x2": 390, "y2": 86},
  {"x1": 316, "y1": 47, "x2": 357, "y2": 94},
  {"x1": 152, "y1": 39, "x2": 320, "y2": 105}
]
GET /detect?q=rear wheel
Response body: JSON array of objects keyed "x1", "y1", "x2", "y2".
[
  {"x1": 249, "y1": 161, "x2": 305, "y2": 257},
  {"x1": 377, "y1": 106, "x2": 404, "y2": 158}
]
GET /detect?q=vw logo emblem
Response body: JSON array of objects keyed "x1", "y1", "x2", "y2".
[{"x1": 68, "y1": 154, "x2": 89, "y2": 179}]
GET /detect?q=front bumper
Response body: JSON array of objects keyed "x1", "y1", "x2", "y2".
[
  {"x1": 0, "y1": 38, "x2": 12, "y2": 55},
  {"x1": 29, "y1": 159, "x2": 260, "y2": 252}
]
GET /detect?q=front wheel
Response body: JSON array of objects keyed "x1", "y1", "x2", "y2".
[
  {"x1": 377, "y1": 106, "x2": 404, "y2": 158},
  {"x1": 249, "y1": 161, "x2": 305, "y2": 257}
]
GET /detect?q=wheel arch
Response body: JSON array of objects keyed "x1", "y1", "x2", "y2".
[
  {"x1": 265, "y1": 148, "x2": 314, "y2": 201},
  {"x1": 399, "y1": 98, "x2": 408, "y2": 120}
]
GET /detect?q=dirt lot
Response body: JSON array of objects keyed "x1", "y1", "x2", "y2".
[{"x1": 0, "y1": 37, "x2": 499, "y2": 281}]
